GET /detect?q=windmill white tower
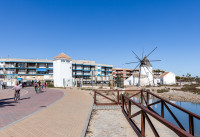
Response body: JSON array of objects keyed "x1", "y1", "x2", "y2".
[
  {"x1": 139, "y1": 57, "x2": 154, "y2": 86},
  {"x1": 125, "y1": 47, "x2": 161, "y2": 86},
  {"x1": 53, "y1": 53, "x2": 72, "y2": 87}
]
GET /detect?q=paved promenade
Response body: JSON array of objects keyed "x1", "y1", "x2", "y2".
[
  {"x1": 0, "y1": 88, "x2": 93, "y2": 137},
  {"x1": 0, "y1": 88, "x2": 64, "y2": 129}
]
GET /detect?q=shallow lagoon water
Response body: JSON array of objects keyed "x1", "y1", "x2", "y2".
[{"x1": 131, "y1": 97, "x2": 200, "y2": 137}]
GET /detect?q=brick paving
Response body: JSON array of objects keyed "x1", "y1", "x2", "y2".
[
  {"x1": 0, "y1": 88, "x2": 93, "y2": 137},
  {"x1": 0, "y1": 87, "x2": 64, "y2": 129}
]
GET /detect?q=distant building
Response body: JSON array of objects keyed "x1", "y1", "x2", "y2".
[
  {"x1": 72, "y1": 60, "x2": 113, "y2": 86},
  {"x1": 112, "y1": 68, "x2": 133, "y2": 79},
  {"x1": 160, "y1": 72, "x2": 176, "y2": 85},
  {"x1": 0, "y1": 58, "x2": 53, "y2": 86},
  {"x1": 124, "y1": 73, "x2": 139, "y2": 86},
  {"x1": 153, "y1": 69, "x2": 166, "y2": 77},
  {"x1": 0, "y1": 53, "x2": 113, "y2": 86}
]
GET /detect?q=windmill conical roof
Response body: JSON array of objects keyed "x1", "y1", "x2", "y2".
[
  {"x1": 54, "y1": 53, "x2": 72, "y2": 60},
  {"x1": 143, "y1": 57, "x2": 152, "y2": 67}
]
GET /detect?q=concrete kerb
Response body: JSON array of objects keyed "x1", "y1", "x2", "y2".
[
  {"x1": 0, "y1": 88, "x2": 66, "y2": 131},
  {"x1": 80, "y1": 96, "x2": 94, "y2": 137}
]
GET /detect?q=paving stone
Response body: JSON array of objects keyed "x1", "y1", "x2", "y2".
[{"x1": 0, "y1": 88, "x2": 93, "y2": 137}]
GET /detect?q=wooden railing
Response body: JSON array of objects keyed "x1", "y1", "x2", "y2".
[
  {"x1": 94, "y1": 90, "x2": 141, "y2": 105},
  {"x1": 122, "y1": 90, "x2": 200, "y2": 137},
  {"x1": 94, "y1": 89, "x2": 200, "y2": 136}
]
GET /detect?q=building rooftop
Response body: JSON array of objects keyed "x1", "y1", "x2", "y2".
[
  {"x1": 54, "y1": 53, "x2": 72, "y2": 60},
  {"x1": 161, "y1": 72, "x2": 169, "y2": 77},
  {"x1": 72, "y1": 60, "x2": 96, "y2": 65},
  {"x1": 0, "y1": 58, "x2": 53, "y2": 63},
  {"x1": 113, "y1": 68, "x2": 132, "y2": 70}
]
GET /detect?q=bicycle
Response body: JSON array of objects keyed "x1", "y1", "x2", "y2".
[
  {"x1": 38, "y1": 86, "x2": 44, "y2": 93},
  {"x1": 14, "y1": 90, "x2": 20, "y2": 102}
]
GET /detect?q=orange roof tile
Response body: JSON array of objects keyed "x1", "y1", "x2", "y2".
[
  {"x1": 161, "y1": 72, "x2": 169, "y2": 77},
  {"x1": 54, "y1": 53, "x2": 72, "y2": 60}
]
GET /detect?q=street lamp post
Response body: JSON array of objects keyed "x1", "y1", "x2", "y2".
[{"x1": 91, "y1": 71, "x2": 94, "y2": 91}]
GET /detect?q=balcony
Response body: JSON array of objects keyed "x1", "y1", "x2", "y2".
[
  {"x1": 28, "y1": 72, "x2": 36, "y2": 74},
  {"x1": 27, "y1": 66, "x2": 37, "y2": 68},
  {"x1": 73, "y1": 68, "x2": 83, "y2": 71},
  {"x1": 18, "y1": 72, "x2": 26, "y2": 74},
  {"x1": 74, "y1": 73, "x2": 83, "y2": 76},
  {"x1": 83, "y1": 69, "x2": 90, "y2": 71},
  {"x1": 4, "y1": 65, "x2": 15, "y2": 68}
]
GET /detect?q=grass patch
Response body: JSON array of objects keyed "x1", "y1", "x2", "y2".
[
  {"x1": 157, "y1": 88, "x2": 170, "y2": 93},
  {"x1": 81, "y1": 88, "x2": 93, "y2": 91},
  {"x1": 178, "y1": 84, "x2": 200, "y2": 94}
]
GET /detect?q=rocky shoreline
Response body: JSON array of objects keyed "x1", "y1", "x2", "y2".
[{"x1": 155, "y1": 90, "x2": 200, "y2": 104}]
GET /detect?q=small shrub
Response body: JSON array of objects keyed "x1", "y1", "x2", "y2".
[
  {"x1": 119, "y1": 92, "x2": 129, "y2": 101},
  {"x1": 81, "y1": 88, "x2": 92, "y2": 91},
  {"x1": 47, "y1": 83, "x2": 54, "y2": 88},
  {"x1": 157, "y1": 89, "x2": 169, "y2": 93},
  {"x1": 179, "y1": 84, "x2": 200, "y2": 94}
]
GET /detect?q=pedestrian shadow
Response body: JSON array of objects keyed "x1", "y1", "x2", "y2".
[
  {"x1": 0, "y1": 97, "x2": 31, "y2": 107},
  {"x1": 0, "y1": 98, "x2": 16, "y2": 107},
  {"x1": 37, "y1": 90, "x2": 45, "y2": 94},
  {"x1": 20, "y1": 97, "x2": 31, "y2": 101}
]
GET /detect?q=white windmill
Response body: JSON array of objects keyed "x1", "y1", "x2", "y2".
[{"x1": 125, "y1": 47, "x2": 161, "y2": 86}]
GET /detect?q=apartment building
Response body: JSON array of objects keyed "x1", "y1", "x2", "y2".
[
  {"x1": 72, "y1": 60, "x2": 113, "y2": 84},
  {"x1": 0, "y1": 56, "x2": 113, "y2": 86},
  {"x1": 0, "y1": 59, "x2": 53, "y2": 83},
  {"x1": 112, "y1": 68, "x2": 133, "y2": 79}
]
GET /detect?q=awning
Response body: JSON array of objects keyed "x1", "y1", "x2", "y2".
[
  {"x1": 17, "y1": 78, "x2": 23, "y2": 81},
  {"x1": 36, "y1": 68, "x2": 47, "y2": 72}
]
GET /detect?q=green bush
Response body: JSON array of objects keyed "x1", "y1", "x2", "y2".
[{"x1": 47, "y1": 83, "x2": 54, "y2": 88}]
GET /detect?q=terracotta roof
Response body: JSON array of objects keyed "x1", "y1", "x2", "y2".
[
  {"x1": 161, "y1": 72, "x2": 169, "y2": 77},
  {"x1": 54, "y1": 53, "x2": 72, "y2": 60}
]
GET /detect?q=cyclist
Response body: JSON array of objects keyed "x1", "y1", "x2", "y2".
[{"x1": 12, "y1": 82, "x2": 21, "y2": 100}]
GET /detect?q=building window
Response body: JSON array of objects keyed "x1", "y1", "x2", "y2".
[{"x1": 18, "y1": 63, "x2": 25, "y2": 68}]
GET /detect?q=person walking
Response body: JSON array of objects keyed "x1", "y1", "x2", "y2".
[
  {"x1": 38, "y1": 81, "x2": 41, "y2": 87},
  {"x1": 41, "y1": 81, "x2": 44, "y2": 89},
  {"x1": 44, "y1": 82, "x2": 47, "y2": 91},
  {"x1": 34, "y1": 82, "x2": 38, "y2": 93}
]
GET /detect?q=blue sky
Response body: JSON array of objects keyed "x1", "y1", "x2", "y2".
[{"x1": 0, "y1": 0, "x2": 200, "y2": 76}]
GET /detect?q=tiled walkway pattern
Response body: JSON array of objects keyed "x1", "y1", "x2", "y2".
[
  {"x1": 0, "y1": 88, "x2": 93, "y2": 137},
  {"x1": 0, "y1": 87, "x2": 64, "y2": 128}
]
